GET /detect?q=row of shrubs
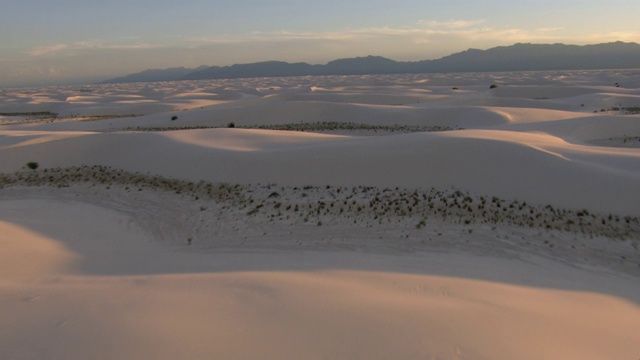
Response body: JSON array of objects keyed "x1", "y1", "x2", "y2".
[
  {"x1": 121, "y1": 121, "x2": 460, "y2": 133},
  {"x1": 249, "y1": 122, "x2": 459, "y2": 133},
  {"x1": 3, "y1": 165, "x2": 639, "y2": 241}
]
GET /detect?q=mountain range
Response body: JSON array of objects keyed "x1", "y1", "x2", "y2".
[{"x1": 101, "y1": 42, "x2": 640, "y2": 84}]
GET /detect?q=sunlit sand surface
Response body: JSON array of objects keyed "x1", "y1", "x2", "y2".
[{"x1": 1, "y1": 70, "x2": 639, "y2": 359}]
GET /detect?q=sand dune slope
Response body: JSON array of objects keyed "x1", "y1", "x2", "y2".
[
  {"x1": 1, "y1": 127, "x2": 639, "y2": 215},
  {"x1": 1, "y1": 197, "x2": 639, "y2": 360}
]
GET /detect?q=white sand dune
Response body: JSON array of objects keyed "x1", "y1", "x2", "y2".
[
  {"x1": 1, "y1": 195, "x2": 639, "y2": 360},
  {"x1": 490, "y1": 85, "x2": 606, "y2": 99},
  {"x1": 1, "y1": 102, "x2": 510, "y2": 132},
  {"x1": 497, "y1": 114, "x2": 640, "y2": 143},
  {"x1": 483, "y1": 106, "x2": 592, "y2": 124},
  {"x1": 1, "y1": 127, "x2": 638, "y2": 214},
  {"x1": 1, "y1": 70, "x2": 640, "y2": 359}
]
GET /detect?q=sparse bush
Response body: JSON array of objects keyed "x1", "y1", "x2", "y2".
[
  {"x1": 26, "y1": 162, "x2": 39, "y2": 170},
  {"x1": 227, "y1": 122, "x2": 235, "y2": 128},
  {"x1": 3, "y1": 165, "x2": 638, "y2": 242},
  {"x1": 171, "y1": 115, "x2": 178, "y2": 121},
  {"x1": 489, "y1": 84, "x2": 499, "y2": 89}
]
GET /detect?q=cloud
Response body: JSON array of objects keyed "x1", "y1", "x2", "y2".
[
  {"x1": 535, "y1": 27, "x2": 565, "y2": 33},
  {"x1": 27, "y1": 20, "x2": 637, "y2": 60},
  {"x1": 180, "y1": 30, "x2": 360, "y2": 45},
  {"x1": 27, "y1": 41, "x2": 166, "y2": 56},
  {"x1": 27, "y1": 44, "x2": 70, "y2": 56},
  {"x1": 10, "y1": 20, "x2": 637, "y2": 87},
  {"x1": 418, "y1": 19, "x2": 487, "y2": 29},
  {"x1": 589, "y1": 31, "x2": 640, "y2": 42},
  {"x1": 178, "y1": 19, "x2": 636, "y2": 51},
  {"x1": 0, "y1": 60, "x2": 64, "y2": 81}
]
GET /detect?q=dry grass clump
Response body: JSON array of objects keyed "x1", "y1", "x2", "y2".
[
  {"x1": 0, "y1": 111, "x2": 57, "y2": 117},
  {"x1": 117, "y1": 122, "x2": 461, "y2": 133},
  {"x1": 273, "y1": 186, "x2": 639, "y2": 240},
  {"x1": 0, "y1": 165, "x2": 248, "y2": 205},
  {"x1": 247, "y1": 122, "x2": 460, "y2": 133},
  {"x1": 0, "y1": 113, "x2": 137, "y2": 126},
  {"x1": 1, "y1": 166, "x2": 638, "y2": 241},
  {"x1": 622, "y1": 106, "x2": 640, "y2": 114},
  {"x1": 608, "y1": 135, "x2": 640, "y2": 144}
]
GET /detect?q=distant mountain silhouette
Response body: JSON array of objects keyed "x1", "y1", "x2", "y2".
[
  {"x1": 321, "y1": 56, "x2": 405, "y2": 75},
  {"x1": 421, "y1": 42, "x2": 640, "y2": 72},
  {"x1": 101, "y1": 42, "x2": 640, "y2": 84},
  {"x1": 183, "y1": 61, "x2": 318, "y2": 80},
  {"x1": 101, "y1": 66, "x2": 208, "y2": 84}
]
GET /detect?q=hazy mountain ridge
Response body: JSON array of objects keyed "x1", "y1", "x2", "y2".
[
  {"x1": 101, "y1": 42, "x2": 640, "y2": 84},
  {"x1": 424, "y1": 42, "x2": 640, "y2": 72},
  {"x1": 101, "y1": 66, "x2": 209, "y2": 84}
]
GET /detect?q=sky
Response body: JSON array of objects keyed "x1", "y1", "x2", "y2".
[{"x1": 1, "y1": 0, "x2": 639, "y2": 87}]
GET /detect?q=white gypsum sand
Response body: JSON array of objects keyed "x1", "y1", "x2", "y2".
[{"x1": 1, "y1": 70, "x2": 639, "y2": 360}]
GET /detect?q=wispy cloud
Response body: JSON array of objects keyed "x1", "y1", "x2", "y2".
[
  {"x1": 27, "y1": 41, "x2": 166, "y2": 56},
  {"x1": 418, "y1": 19, "x2": 486, "y2": 29},
  {"x1": 535, "y1": 27, "x2": 565, "y2": 33},
  {"x1": 178, "y1": 20, "x2": 635, "y2": 49},
  {"x1": 27, "y1": 44, "x2": 70, "y2": 56},
  {"x1": 24, "y1": 22, "x2": 638, "y2": 63},
  {"x1": 180, "y1": 30, "x2": 360, "y2": 45}
]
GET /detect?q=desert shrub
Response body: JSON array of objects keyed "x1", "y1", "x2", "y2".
[
  {"x1": 489, "y1": 84, "x2": 499, "y2": 89},
  {"x1": 623, "y1": 107, "x2": 640, "y2": 114},
  {"x1": 26, "y1": 162, "x2": 39, "y2": 170},
  {"x1": 227, "y1": 122, "x2": 235, "y2": 128},
  {"x1": 171, "y1": 115, "x2": 178, "y2": 121}
]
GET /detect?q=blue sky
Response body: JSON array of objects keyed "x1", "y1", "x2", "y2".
[{"x1": 1, "y1": 0, "x2": 638, "y2": 87}]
